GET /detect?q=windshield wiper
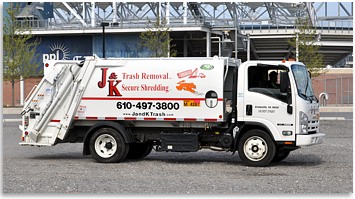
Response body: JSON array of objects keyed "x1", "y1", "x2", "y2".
[
  {"x1": 299, "y1": 93, "x2": 312, "y2": 103},
  {"x1": 311, "y1": 95, "x2": 319, "y2": 103}
]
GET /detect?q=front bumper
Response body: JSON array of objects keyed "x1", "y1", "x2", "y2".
[{"x1": 296, "y1": 133, "x2": 325, "y2": 146}]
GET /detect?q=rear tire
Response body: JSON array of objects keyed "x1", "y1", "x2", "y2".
[
  {"x1": 238, "y1": 129, "x2": 276, "y2": 167},
  {"x1": 126, "y1": 142, "x2": 153, "y2": 159},
  {"x1": 89, "y1": 128, "x2": 129, "y2": 163}
]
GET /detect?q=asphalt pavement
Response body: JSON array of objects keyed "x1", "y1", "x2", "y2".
[{"x1": 2, "y1": 107, "x2": 353, "y2": 194}]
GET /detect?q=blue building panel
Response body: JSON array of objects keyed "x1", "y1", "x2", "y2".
[
  {"x1": 35, "y1": 35, "x2": 93, "y2": 63},
  {"x1": 93, "y1": 34, "x2": 151, "y2": 58},
  {"x1": 33, "y1": 34, "x2": 151, "y2": 72}
]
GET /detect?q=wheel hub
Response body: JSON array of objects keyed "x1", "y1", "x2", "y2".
[
  {"x1": 244, "y1": 136, "x2": 268, "y2": 161},
  {"x1": 252, "y1": 145, "x2": 259, "y2": 152},
  {"x1": 105, "y1": 142, "x2": 113, "y2": 150},
  {"x1": 94, "y1": 134, "x2": 117, "y2": 158}
]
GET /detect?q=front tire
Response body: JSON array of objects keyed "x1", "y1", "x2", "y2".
[
  {"x1": 89, "y1": 128, "x2": 129, "y2": 163},
  {"x1": 238, "y1": 129, "x2": 276, "y2": 167}
]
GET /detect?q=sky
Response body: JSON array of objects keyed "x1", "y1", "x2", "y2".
[{"x1": 314, "y1": 2, "x2": 353, "y2": 17}]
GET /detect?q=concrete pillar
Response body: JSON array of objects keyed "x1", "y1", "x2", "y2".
[
  {"x1": 91, "y1": 2, "x2": 96, "y2": 27},
  {"x1": 183, "y1": 1, "x2": 188, "y2": 24},
  {"x1": 113, "y1": 2, "x2": 118, "y2": 23},
  {"x1": 296, "y1": 33, "x2": 299, "y2": 61},
  {"x1": 20, "y1": 76, "x2": 24, "y2": 105},
  {"x1": 166, "y1": 2, "x2": 170, "y2": 24},
  {"x1": 234, "y1": 29, "x2": 238, "y2": 60},
  {"x1": 247, "y1": 34, "x2": 250, "y2": 61},
  {"x1": 206, "y1": 31, "x2": 211, "y2": 57},
  {"x1": 158, "y1": 2, "x2": 161, "y2": 24},
  {"x1": 82, "y1": 2, "x2": 86, "y2": 22}
]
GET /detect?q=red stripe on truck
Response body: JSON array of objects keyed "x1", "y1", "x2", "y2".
[
  {"x1": 144, "y1": 117, "x2": 157, "y2": 121},
  {"x1": 184, "y1": 118, "x2": 197, "y2": 121},
  {"x1": 86, "y1": 117, "x2": 98, "y2": 120},
  {"x1": 164, "y1": 118, "x2": 177, "y2": 121},
  {"x1": 82, "y1": 97, "x2": 223, "y2": 101},
  {"x1": 105, "y1": 117, "x2": 117, "y2": 120},
  {"x1": 50, "y1": 120, "x2": 61, "y2": 123},
  {"x1": 204, "y1": 119, "x2": 218, "y2": 122},
  {"x1": 124, "y1": 117, "x2": 137, "y2": 120},
  {"x1": 73, "y1": 117, "x2": 220, "y2": 122}
]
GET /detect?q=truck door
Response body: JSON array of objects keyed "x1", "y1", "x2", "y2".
[{"x1": 243, "y1": 64, "x2": 296, "y2": 142}]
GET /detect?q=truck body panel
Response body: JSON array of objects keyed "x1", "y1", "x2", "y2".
[
  {"x1": 76, "y1": 58, "x2": 226, "y2": 122},
  {"x1": 20, "y1": 56, "x2": 325, "y2": 166}
]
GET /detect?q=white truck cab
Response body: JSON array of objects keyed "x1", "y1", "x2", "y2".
[
  {"x1": 235, "y1": 60, "x2": 324, "y2": 165},
  {"x1": 20, "y1": 56, "x2": 324, "y2": 166}
]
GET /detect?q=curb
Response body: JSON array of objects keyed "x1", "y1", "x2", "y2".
[
  {"x1": 319, "y1": 106, "x2": 353, "y2": 113},
  {"x1": 3, "y1": 107, "x2": 23, "y2": 115}
]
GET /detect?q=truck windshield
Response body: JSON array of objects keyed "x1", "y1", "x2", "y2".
[{"x1": 291, "y1": 64, "x2": 317, "y2": 102}]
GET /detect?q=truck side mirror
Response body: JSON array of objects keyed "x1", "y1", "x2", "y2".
[
  {"x1": 287, "y1": 104, "x2": 293, "y2": 114},
  {"x1": 280, "y1": 72, "x2": 293, "y2": 114},
  {"x1": 280, "y1": 72, "x2": 290, "y2": 93}
]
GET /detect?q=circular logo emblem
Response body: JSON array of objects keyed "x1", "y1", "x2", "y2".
[
  {"x1": 49, "y1": 42, "x2": 70, "y2": 60},
  {"x1": 200, "y1": 64, "x2": 214, "y2": 70}
]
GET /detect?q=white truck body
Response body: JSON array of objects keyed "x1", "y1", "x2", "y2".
[
  {"x1": 77, "y1": 58, "x2": 225, "y2": 121},
  {"x1": 20, "y1": 56, "x2": 325, "y2": 166}
]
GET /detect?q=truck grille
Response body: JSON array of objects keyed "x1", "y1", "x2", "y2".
[{"x1": 308, "y1": 120, "x2": 319, "y2": 134}]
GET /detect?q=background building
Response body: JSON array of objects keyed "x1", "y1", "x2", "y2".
[{"x1": 3, "y1": 2, "x2": 353, "y2": 106}]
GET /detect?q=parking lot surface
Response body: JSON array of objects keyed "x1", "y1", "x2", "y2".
[{"x1": 2, "y1": 118, "x2": 353, "y2": 194}]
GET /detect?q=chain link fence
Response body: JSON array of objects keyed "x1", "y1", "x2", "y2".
[{"x1": 321, "y1": 76, "x2": 353, "y2": 106}]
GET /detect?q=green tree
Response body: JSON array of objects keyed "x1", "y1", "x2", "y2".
[
  {"x1": 139, "y1": 19, "x2": 177, "y2": 57},
  {"x1": 288, "y1": 17, "x2": 324, "y2": 77},
  {"x1": 3, "y1": 3, "x2": 41, "y2": 106}
]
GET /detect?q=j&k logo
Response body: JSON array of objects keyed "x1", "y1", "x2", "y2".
[
  {"x1": 43, "y1": 42, "x2": 70, "y2": 61},
  {"x1": 98, "y1": 68, "x2": 122, "y2": 96}
]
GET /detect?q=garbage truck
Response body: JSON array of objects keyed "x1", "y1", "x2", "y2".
[{"x1": 19, "y1": 55, "x2": 325, "y2": 166}]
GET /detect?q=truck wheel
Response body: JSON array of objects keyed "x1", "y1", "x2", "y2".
[
  {"x1": 238, "y1": 130, "x2": 276, "y2": 167},
  {"x1": 126, "y1": 142, "x2": 153, "y2": 159},
  {"x1": 272, "y1": 148, "x2": 291, "y2": 162},
  {"x1": 89, "y1": 128, "x2": 129, "y2": 163}
]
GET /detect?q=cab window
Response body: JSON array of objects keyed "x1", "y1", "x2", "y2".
[{"x1": 248, "y1": 66, "x2": 288, "y2": 103}]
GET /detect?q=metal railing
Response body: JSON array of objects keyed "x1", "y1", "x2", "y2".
[
  {"x1": 15, "y1": 18, "x2": 353, "y2": 33},
  {"x1": 16, "y1": 17, "x2": 208, "y2": 31},
  {"x1": 239, "y1": 20, "x2": 353, "y2": 34}
]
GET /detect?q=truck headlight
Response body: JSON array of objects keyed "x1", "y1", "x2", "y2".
[{"x1": 299, "y1": 111, "x2": 308, "y2": 134}]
